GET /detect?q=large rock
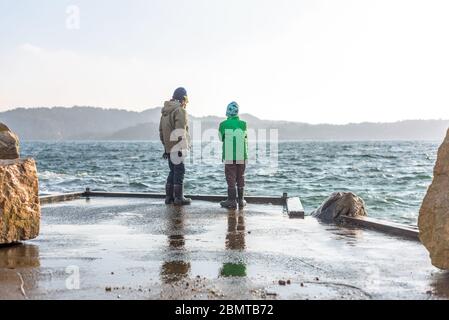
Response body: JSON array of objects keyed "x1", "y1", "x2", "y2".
[
  {"x1": 0, "y1": 123, "x2": 20, "y2": 159},
  {"x1": 0, "y1": 158, "x2": 40, "y2": 244},
  {"x1": 419, "y1": 129, "x2": 449, "y2": 270},
  {"x1": 312, "y1": 192, "x2": 367, "y2": 223}
]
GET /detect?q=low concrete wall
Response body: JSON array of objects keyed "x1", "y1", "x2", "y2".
[
  {"x1": 83, "y1": 190, "x2": 286, "y2": 205},
  {"x1": 342, "y1": 216, "x2": 419, "y2": 241},
  {"x1": 39, "y1": 192, "x2": 84, "y2": 205}
]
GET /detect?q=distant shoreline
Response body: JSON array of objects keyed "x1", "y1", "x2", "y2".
[{"x1": 1, "y1": 106, "x2": 448, "y2": 141}]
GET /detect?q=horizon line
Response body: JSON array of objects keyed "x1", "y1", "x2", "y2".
[{"x1": 1, "y1": 105, "x2": 449, "y2": 126}]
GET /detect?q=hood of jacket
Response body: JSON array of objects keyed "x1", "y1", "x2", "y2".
[{"x1": 162, "y1": 100, "x2": 182, "y2": 116}]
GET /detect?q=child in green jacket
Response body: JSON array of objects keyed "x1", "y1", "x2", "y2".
[{"x1": 219, "y1": 102, "x2": 248, "y2": 209}]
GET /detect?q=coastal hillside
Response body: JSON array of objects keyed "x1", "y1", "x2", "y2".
[
  {"x1": 0, "y1": 106, "x2": 162, "y2": 140},
  {"x1": 0, "y1": 106, "x2": 448, "y2": 141}
]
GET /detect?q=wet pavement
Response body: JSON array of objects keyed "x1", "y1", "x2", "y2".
[{"x1": 1, "y1": 197, "x2": 448, "y2": 300}]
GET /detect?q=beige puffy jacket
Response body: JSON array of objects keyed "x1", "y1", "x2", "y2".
[{"x1": 159, "y1": 100, "x2": 190, "y2": 153}]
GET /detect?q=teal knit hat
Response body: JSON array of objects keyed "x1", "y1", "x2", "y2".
[{"x1": 226, "y1": 101, "x2": 239, "y2": 118}]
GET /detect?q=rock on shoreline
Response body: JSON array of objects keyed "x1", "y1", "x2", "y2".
[
  {"x1": 419, "y1": 128, "x2": 449, "y2": 270},
  {"x1": 312, "y1": 192, "x2": 367, "y2": 223},
  {"x1": 0, "y1": 123, "x2": 20, "y2": 160},
  {"x1": 0, "y1": 158, "x2": 40, "y2": 244}
]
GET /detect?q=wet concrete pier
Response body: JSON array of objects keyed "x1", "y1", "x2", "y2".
[{"x1": 1, "y1": 197, "x2": 448, "y2": 300}]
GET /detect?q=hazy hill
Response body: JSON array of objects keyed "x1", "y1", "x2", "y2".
[
  {"x1": 0, "y1": 106, "x2": 162, "y2": 140},
  {"x1": 0, "y1": 106, "x2": 448, "y2": 141}
]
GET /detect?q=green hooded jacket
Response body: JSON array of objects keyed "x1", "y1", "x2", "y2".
[{"x1": 219, "y1": 116, "x2": 248, "y2": 162}]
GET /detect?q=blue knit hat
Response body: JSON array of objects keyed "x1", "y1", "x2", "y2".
[
  {"x1": 226, "y1": 101, "x2": 239, "y2": 118},
  {"x1": 173, "y1": 87, "x2": 188, "y2": 102}
]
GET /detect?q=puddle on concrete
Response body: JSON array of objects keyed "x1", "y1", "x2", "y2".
[
  {"x1": 430, "y1": 271, "x2": 449, "y2": 298},
  {"x1": 0, "y1": 244, "x2": 40, "y2": 269},
  {"x1": 0, "y1": 197, "x2": 447, "y2": 300}
]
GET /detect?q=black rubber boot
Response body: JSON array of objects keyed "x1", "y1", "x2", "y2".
[
  {"x1": 220, "y1": 187, "x2": 237, "y2": 209},
  {"x1": 238, "y1": 188, "x2": 247, "y2": 208},
  {"x1": 173, "y1": 184, "x2": 192, "y2": 206},
  {"x1": 165, "y1": 184, "x2": 174, "y2": 205}
]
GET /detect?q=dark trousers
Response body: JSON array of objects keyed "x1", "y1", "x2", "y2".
[
  {"x1": 167, "y1": 158, "x2": 185, "y2": 185},
  {"x1": 225, "y1": 162, "x2": 246, "y2": 189}
]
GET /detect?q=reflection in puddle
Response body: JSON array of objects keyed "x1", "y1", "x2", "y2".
[
  {"x1": 161, "y1": 207, "x2": 190, "y2": 283},
  {"x1": 0, "y1": 243, "x2": 40, "y2": 269},
  {"x1": 168, "y1": 235, "x2": 186, "y2": 249},
  {"x1": 0, "y1": 243, "x2": 40, "y2": 298},
  {"x1": 226, "y1": 211, "x2": 246, "y2": 251},
  {"x1": 161, "y1": 261, "x2": 191, "y2": 283},
  {"x1": 431, "y1": 272, "x2": 449, "y2": 298},
  {"x1": 322, "y1": 223, "x2": 363, "y2": 246},
  {"x1": 220, "y1": 263, "x2": 246, "y2": 278},
  {"x1": 221, "y1": 211, "x2": 247, "y2": 278}
]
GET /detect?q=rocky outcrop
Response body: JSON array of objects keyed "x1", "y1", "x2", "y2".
[
  {"x1": 0, "y1": 123, "x2": 20, "y2": 159},
  {"x1": 312, "y1": 192, "x2": 367, "y2": 223},
  {"x1": 0, "y1": 158, "x2": 40, "y2": 244},
  {"x1": 418, "y1": 129, "x2": 449, "y2": 270}
]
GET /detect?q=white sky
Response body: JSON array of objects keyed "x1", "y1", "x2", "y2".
[{"x1": 0, "y1": 0, "x2": 448, "y2": 124}]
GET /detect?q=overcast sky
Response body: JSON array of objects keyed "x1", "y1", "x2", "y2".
[{"x1": 0, "y1": 0, "x2": 448, "y2": 124}]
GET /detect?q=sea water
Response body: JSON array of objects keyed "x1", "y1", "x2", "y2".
[{"x1": 22, "y1": 141, "x2": 438, "y2": 226}]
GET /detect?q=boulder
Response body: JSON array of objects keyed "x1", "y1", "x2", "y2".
[
  {"x1": 312, "y1": 192, "x2": 367, "y2": 223},
  {"x1": 0, "y1": 158, "x2": 40, "y2": 244},
  {"x1": 418, "y1": 129, "x2": 449, "y2": 270},
  {"x1": 0, "y1": 123, "x2": 20, "y2": 159}
]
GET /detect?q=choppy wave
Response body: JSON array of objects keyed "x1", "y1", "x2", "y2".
[{"x1": 21, "y1": 141, "x2": 438, "y2": 226}]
